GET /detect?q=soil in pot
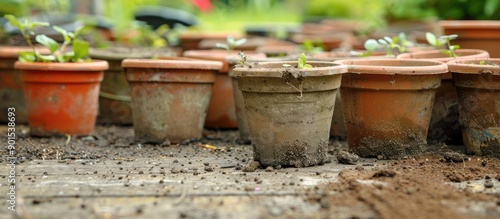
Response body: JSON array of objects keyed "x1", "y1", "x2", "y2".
[
  {"x1": 334, "y1": 59, "x2": 448, "y2": 159},
  {"x1": 122, "y1": 59, "x2": 222, "y2": 144},
  {"x1": 14, "y1": 60, "x2": 108, "y2": 136},
  {"x1": 448, "y1": 59, "x2": 500, "y2": 157},
  {"x1": 232, "y1": 61, "x2": 347, "y2": 167},
  {"x1": 398, "y1": 49, "x2": 490, "y2": 145}
]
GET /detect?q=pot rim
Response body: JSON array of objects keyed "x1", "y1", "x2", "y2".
[
  {"x1": 183, "y1": 50, "x2": 266, "y2": 61},
  {"x1": 122, "y1": 58, "x2": 223, "y2": 70},
  {"x1": 232, "y1": 61, "x2": 347, "y2": 77},
  {"x1": 439, "y1": 20, "x2": 500, "y2": 29},
  {"x1": 15, "y1": 60, "x2": 109, "y2": 71},
  {"x1": 447, "y1": 58, "x2": 500, "y2": 75},
  {"x1": 334, "y1": 59, "x2": 448, "y2": 75},
  {"x1": 396, "y1": 49, "x2": 490, "y2": 62}
]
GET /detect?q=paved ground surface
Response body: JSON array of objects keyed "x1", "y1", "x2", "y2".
[{"x1": 0, "y1": 125, "x2": 499, "y2": 219}]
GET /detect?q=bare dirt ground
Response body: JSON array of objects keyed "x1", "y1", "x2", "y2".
[{"x1": 0, "y1": 125, "x2": 499, "y2": 219}]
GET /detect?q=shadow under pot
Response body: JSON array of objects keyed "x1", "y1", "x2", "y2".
[
  {"x1": 232, "y1": 61, "x2": 347, "y2": 167},
  {"x1": 122, "y1": 59, "x2": 222, "y2": 144},
  {"x1": 447, "y1": 58, "x2": 500, "y2": 158},
  {"x1": 334, "y1": 59, "x2": 448, "y2": 159}
]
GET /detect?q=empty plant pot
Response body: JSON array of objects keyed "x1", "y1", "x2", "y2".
[
  {"x1": 334, "y1": 59, "x2": 448, "y2": 159},
  {"x1": 447, "y1": 58, "x2": 500, "y2": 157},
  {"x1": 232, "y1": 61, "x2": 347, "y2": 167},
  {"x1": 398, "y1": 49, "x2": 490, "y2": 144},
  {"x1": 122, "y1": 59, "x2": 222, "y2": 144},
  {"x1": 14, "y1": 61, "x2": 108, "y2": 136}
]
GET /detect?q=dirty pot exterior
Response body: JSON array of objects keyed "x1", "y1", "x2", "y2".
[
  {"x1": 227, "y1": 56, "x2": 295, "y2": 142},
  {"x1": 335, "y1": 59, "x2": 448, "y2": 159},
  {"x1": 232, "y1": 61, "x2": 347, "y2": 167},
  {"x1": 14, "y1": 61, "x2": 108, "y2": 136},
  {"x1": 448, "y1": 58, "x2": 500, "y2": 157},
  {"x1": 397, "y1": 49, "x2": 490, "y2": 145},
  {"x1": 122, "y1": 59, "x2": 221, "y2": 144}
]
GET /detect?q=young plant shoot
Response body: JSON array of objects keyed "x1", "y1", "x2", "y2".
[
  {"x1": 215, "y1": 35, "x2": 247, "y2": 51},
  {"x1": 425, "y1": 32, "x2": 460, "y2": 58},
  {"x1": 4, "y1": 14, "x2": 90, "y2": 63}
]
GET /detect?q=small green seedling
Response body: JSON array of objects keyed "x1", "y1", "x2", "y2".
[
  {"x1": 361, "y1": 33, "x2": 413, "y2": 56},
  {"x1": 216, "y1": 35, "x2": 247, "y2": 51},
  {"x1": 4, "y1": 14, "x2": 89, "y2": 62},
  {"x1": 425, "y1": 32, "x2": 460, "y2": 58},
  {"x1": 298, "y1": 53, "x2": 312, "y2": 69},
  {"x1": 237, "y1": 51, "x2": 247, "y2": 65}
]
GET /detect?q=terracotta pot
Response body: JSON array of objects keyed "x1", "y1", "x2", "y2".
[
  {"x1": 0, "y1": 46, "x2": 30, "y2": 124},
  {"x1": 178, "y1": 32, "x2": 243, "y2": 52},
  {"x1": 232, "y1": 61, "x2": 347, "y2": 167},
  {"x1": 183, "y1": 50, "x2": 266, "y2": 129},
  {"x1": 122, "y1": 59, "x2": 222, "y2": 144},
  {"x1": 14, "y1": 61, "x2": 108, "y2": 136},
  {"x1": 447, "y1": 58, "x2": 500, "y2": 157},
  {"x1": 255, "y1": 45, "x2": 300, "y2": 57},
  {"x1": 89, "y1": 47, "x2": 178, "y2": 125},
  {"x1": 226, "y1": 56, "x2": 295, "y2": 142},
  {"x1": 439, "y1": 20, "x2": 500, "y2": 58},
  {"x1": 398, "y1": 49, "x2": 490, "y2": 145},
  {"x1": 310, "y1": 51, "x2": 394, "y2": 140},
  {"x1": 290, "y1": 32, "x2": 348, "y2": 51},
  {"x1": 334, "y1": 59, "x2": 447, "y2": 159}
]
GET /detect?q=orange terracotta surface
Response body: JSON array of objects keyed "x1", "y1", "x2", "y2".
[
  {"x1": 334, "y1": 59, "x2": 447, "y2": 158},
  {"x1": 15, "y1": 61, "x2": 108, "y2": 136},
  {"x1": 439, "y1": 20, "x2": 500, "y2": 58}
]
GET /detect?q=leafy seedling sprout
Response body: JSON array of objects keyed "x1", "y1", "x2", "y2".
[
  {"x1": 4, "y1": 14, "x2": 89, "y2": 63},
  {"x1": 216, "y1": 35, "x2": 247, "y2": 51},
  {"x1": 425, "y1": 32, "x2": 460, "y2": 58}
]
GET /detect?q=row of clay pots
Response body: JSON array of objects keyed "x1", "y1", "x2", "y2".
[{"x1": 232, "y1": 57, "x2": 500, "y2": 168}]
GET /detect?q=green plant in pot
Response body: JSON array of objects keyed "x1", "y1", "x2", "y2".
[
  {"x1": 5, "y1": 14, "x2": 108, "y2": 136},
  {"x1": 397, "y1": 32, "x2": 490, "y2": 145},
  {"x1": 232, "y1": 53, "x2": 348, "y2": 167}
]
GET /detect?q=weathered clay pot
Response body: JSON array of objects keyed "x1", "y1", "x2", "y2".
[
  {"x1": 334, "y1": 59, "x2": 448, "y2": 159},
  {"x1": 226, "y1": 56, "x2": 295, "y2": 142},
  {"x1": 310, "y1": 51, "x2": 394, "y2": 140},
  {"x1": 89, "y1": 47, "x2": 178, "y2": 125},
  {"x1": 232, "y1": 61, "x2": 347, "y2": 167},
  {"x1": 439, "y1": 20, "x2": 500, "y2": 58},
  {"x1": 447, "y1": 58, "x2": 500, "y2": 157},
  {"x1": 0, "y1": 46, "x2": 30, "y2": 124},
  {"x1": 183, "y1": 50, "x2": 266, "y2": 129},
  {"x1": 397, "y1": 49, "x2": 490, "y2": 145},
  {"x1": 178, "y1": 32, "x2": 243, "y2": 52},
  {"x1": 122, "y1": 59, "x2": 222, "y2": 144},
  {"x1": 15, "y1": 61, "x2": 108, "y2": 136}
]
